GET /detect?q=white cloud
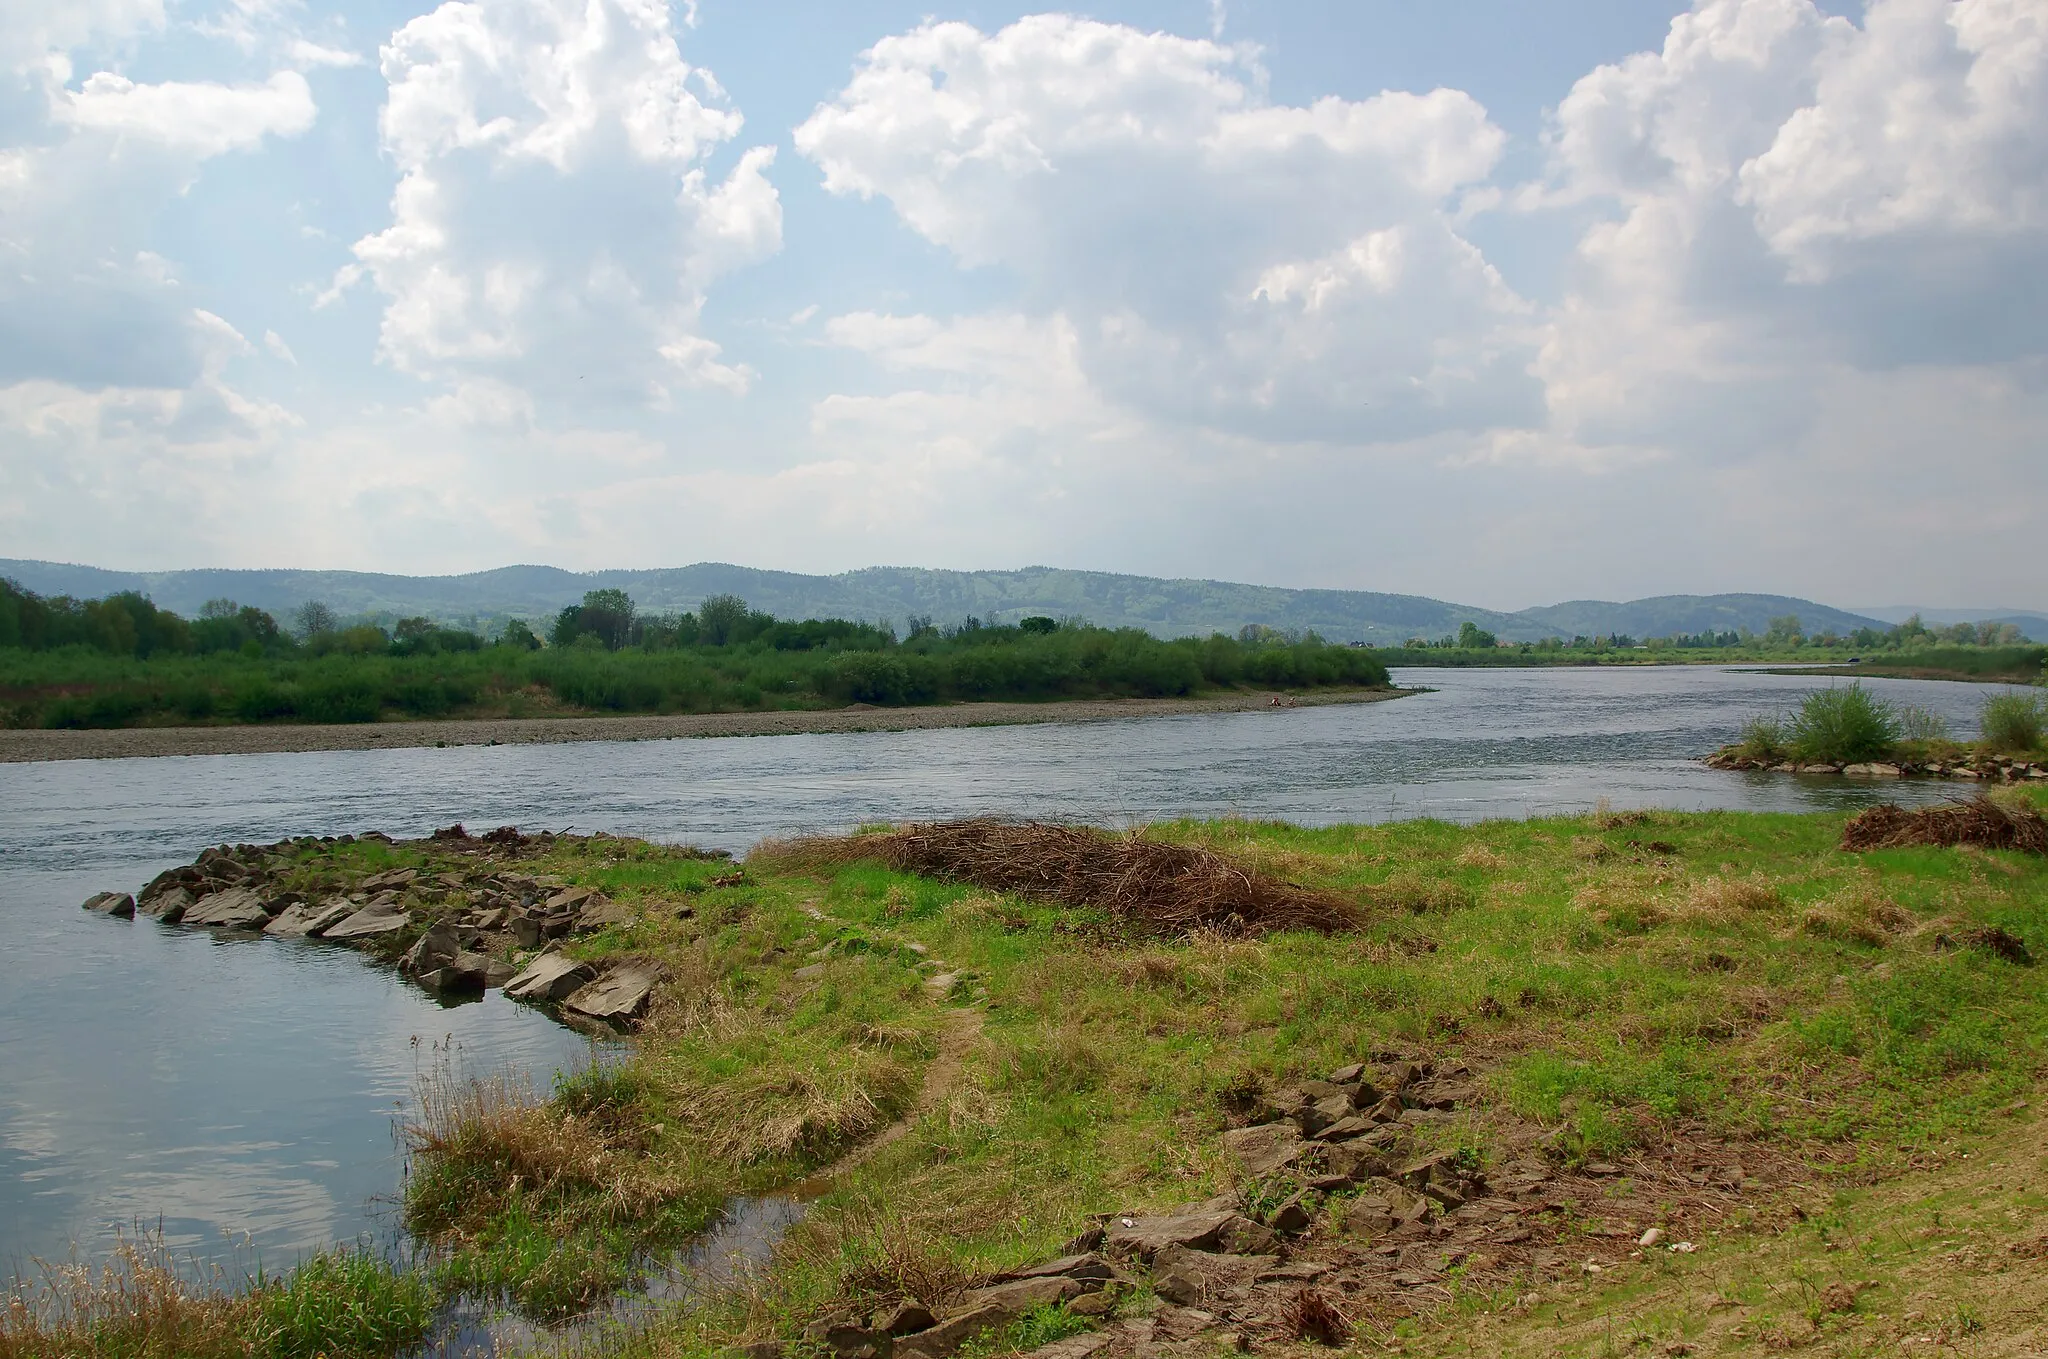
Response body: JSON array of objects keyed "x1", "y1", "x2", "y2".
[
  {"x1": 264, "y1": 329, "x2": 297, "y2": 363},
  {"x1": 0, "y1": 0, "x2": 164, "y2": 70},
  {"x1": 1531, "y1": 0, "x2": 2048, "y2": 458},
  {"x1": 346, "y1": 0, "x2": 781, "y2": 404},
  {"x1": 54, "y1": 70, "x2": 316, "y2": 155},
  {"x1": 796, "y1": 16, "x2": 1535, "y2": 442}
]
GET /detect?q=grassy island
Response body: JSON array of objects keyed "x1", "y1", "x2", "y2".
[
  {"x1": 13, "y1": 794, "x2": 2048, "y2": 1357},
  {"x1": 1709, "y1": 683, "x2": 2048, "y2": 778},
  {"x1": 0, "y1": 581, "x2": 1389, "y2": 731}
]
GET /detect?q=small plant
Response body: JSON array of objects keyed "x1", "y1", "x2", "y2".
[
  {"x1": 1979, "y1": 691, "x2": 2047, "y2": 754},
  {"x1": 1787, "y1": 684, "x2": 1900, "y2": 764},
  {"x1": 1283, "y1": 1288, "x2": 1350, "y2": 1346},
  {"x1": 1733, "y1": 715, "x2": 1788, "y2": 762},
  {"x1": 1894, "y1": 705, "x2": 1950, "y2": 743}
]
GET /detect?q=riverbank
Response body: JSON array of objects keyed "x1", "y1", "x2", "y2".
[
  {"x1": 1754, "y1": 660, "x2": 2047, "y2": 684},
  {"x1": 23, "y1": 798, "x2": 2048, "y2": 1356},
  {"x1": 0, "y1": 686, "x2": 1411, "y2": 763}
]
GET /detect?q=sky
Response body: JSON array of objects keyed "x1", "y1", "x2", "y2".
[{"x1": 1, "y1": 0, "x2": 2042, "y2": 611}]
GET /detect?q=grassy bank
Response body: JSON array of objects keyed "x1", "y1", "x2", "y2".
[
  {"x1": 1754, "y1": 645, "x2": 2048, "y2": 685},
  {"x1": 22, "y1": 799, "x2": 2045, "y2": 1356},
  {"x1": 1380, "y1": 642, "x2": 2046, "y2": 683},
  {"x1": 0, "y1": 627, "x2": 1389, "y2": 730},
  {"x1": 375, "y1": 797, "x2": 2045, "y2": 1354}
]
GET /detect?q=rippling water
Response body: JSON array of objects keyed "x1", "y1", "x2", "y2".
[{"x1": 0, "y1": 664, "x2": 2016, "y2": 1270}]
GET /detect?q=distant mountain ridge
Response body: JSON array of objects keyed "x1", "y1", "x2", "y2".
[{"x1": 0, "y1": 558, "x2": 1908, "y2": 644}]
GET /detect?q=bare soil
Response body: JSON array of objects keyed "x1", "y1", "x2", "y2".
[{"x1": 0, "y1": 688, "x2": 1412, "y2": 764}]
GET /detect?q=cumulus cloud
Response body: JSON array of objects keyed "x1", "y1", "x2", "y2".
[
  {"x1": 54, "y1": 70, "x2": 315, "y2": 154},
  {"x1": 1535, "y1": 0, "x2": 2048, "y2": 456},
  {"x1": 344, "y1": 0, "x2": 782, "y2": 406},
  {"x1": 796, "y1": 16, "x2": 1536, "y2": 442}
]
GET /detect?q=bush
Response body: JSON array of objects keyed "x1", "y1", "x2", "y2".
[
  {"x1": 1733, "y1": 715, "x2": 1787, "y2": 762},
  {"x1": 1979, "y1": 691, "x2": 2047, "y2": 754},
  {"x1": 1788, "y1": 684, "x2": 1900, "y2": 764},
  {"x1": 300, "y1": 679, "x2": 383, "y2": 724}
]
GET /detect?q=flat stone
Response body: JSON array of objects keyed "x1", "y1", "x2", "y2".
[
  {"x1": 323, "y1": 904, "x2": 410, "y2": 940},
  {"x1": 483, "y1": 959, "x2": 516, "y2": 988},
  {"x1": 876, "y1": 1302, "x2": 937, "y2": 1336},
  {"x1": 994, "y1": 1253, "x2": 1116, "y2": 1283},
  {"x1": 1222, "y1": 1124, "x2": 1306, "y2": 1178},
  {"x1": 576, "y1": 899, "x2": 635, "y2": 931},
  {"x1": 1107, "y1": 1208, "x2": 1238, "y2": 1259},
  {"x1": 503, "y1": 953, "x2": 598, "y2": 1002},
  {"x1": 420, "y1": 951, "x2": 490, "y2": 994},
  {"x1": 545, "y1": 886, "x2": 597, "y2": 913},
  {"x1": 263, "y1": 901, "x2": 326, "y2": 936},
  {"x1": 564, "y1": 964, "x2": 663, "y2": 1025},
  {"x1": 360, "y1": 868, "x2": 418, "y2": 892},
  {"x1": 404, "y1": 921, "x2": 463, "y2": 974},
  {"x1": 183, "y1": 887, "x2": 273, "y2": 930},
  {"x1": 1024, "y1": 1334, "x2": 1109, "y2": 1359},
  {"x1": 81, "y1": 891, "x2": 135, "y2": 918},
  {"x1": 958, "y1": 1277, "x2": 1082, "y2": 1314},
  {"x1": 894, "y1": 1305, "x2": 1010, "y2": 1359}
]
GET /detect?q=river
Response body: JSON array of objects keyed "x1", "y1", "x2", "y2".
[{"x1": 0, "y1": 664, "x2": 2017, "y2": 1273}]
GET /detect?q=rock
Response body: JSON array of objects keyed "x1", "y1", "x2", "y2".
[
  {"x1": 1221, "y1": 1124, "x2": 1306, "y2": 1178},
  {"x1": 1267, "y1": 1193, "x2": 1314, "y2": 1234},
  {"x1": 1327, "y1": 1062, "x2": 1367, "y2": 1084},
  {"x1": 894, "y1": 1305, "x2": 1008, "y2": 1359},
  {"x1": 81, "y1": 891, "x2": 135, "y2": 918},
  {"x1": 182, "y1": 887, "x2": 274, "y2": 930},
  {"x1": 1294, "y1": 1095, "x2": 1353, "y2": 1137},
  {"x1": 1344, "y1": 1178, "x2": 1433, "y2": 1235},
  {"x1": 503, "y1": 954, "x2": 598, "y2": 1002},
  {"x1": 1153, "y1": 1269, "x2": 1203, "y2": 1306},
  {"x1": 924, "y1": 972, "x2": 961, "y2": 997},
  {"x1": 323, "y1": 904, "x2": 410, "y2": 940},
  {"x1": 876, "y1": 1303, "x2": 937, "y2": 1336},
  {"x1": 794, "y1": 964, "x2": 827, "y2": 980},
  {"x1": 734, "y1": 1343, "x2": 785, "y2": 1359},
  {"x1": 1107, "y1": 1208, "x2": 1239, "y2": 1260},
  {"x1": 360, "y1": 868, "x2": 417, "y2": 892},
  {"x1": 139, "y1": 885, "x2": 195, "y2": 922},
  {"x1": 418, "y1": 951, "x2": 491, "y2": 994},
  {"x1": 545, "y1": 885, "x2": 596, "y2": 909},
  {"x1": 1309, "y1": 1114, "x2": 1379, "y2": 1143},
  {"x1": 1066, "y1": 1292, "x2": 1116, "y2": 1318},
  {"x1": 292, "y1": 897, "x2": 360, "y2": 937},
  {"x1": 803, "y1": 1318, "x2": 887, "y2": 1359},
  {"x1": 961, "y1": 1278, "x2": 1082, "y2": 1314},
  {"x1": 1320, "y1": 1142, "x2": 1391, "y2": 1184},
  {"x1": 483, "y1": 959, "x2": 516, "y2": 988},
  {"x1": 1214, "y1": 1216, "x2": 1282, "y2": 1256},
  {"x1": 995, "y1": 1254, "x2": 1116, "y2": 1284},
  {"x1": 403, "y1": 922, "x2": 462, "y2": 975},
  {"x1": 576, "y1": 899, "x2": 636, "y2": 932},
  {"x1": 1362, "y1": 1094, "x2": 1405, "y2": 1123},
  {"x1": 563, "y1": 964, "x2": 664, "y2": 1025},
  {"x1": 472, "y1": 908, "x2": 507, "y2": 930},
  {"x1": 262, "y1": 901, "x2": 319, "y2": 936},
  {"x1": 509, "y1": 913, "x2": 545, "y2": 948},
  {"x1": 1025, "y1": 1334, "x2": 1109, "y2": 1359}
]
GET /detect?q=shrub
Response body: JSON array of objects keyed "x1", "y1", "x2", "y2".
[
  {"x1": 1979, "y1": 691, "x2": 2047, "y2": 753},
  {"x1": 300, "y1": 679, "x2": 382, "y2": 724},
  {"x1": 1733, "y1": 715, "x2": 1788, "y2": 762},
  {"x1": 1787, "y1": 684, "x2": 1900, "y2": 764},
  {"x1": 1895, "y1": 705, "x2": 1950, "y2": 742}
]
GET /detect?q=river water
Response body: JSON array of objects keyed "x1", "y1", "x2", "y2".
[{"x1": 0, "y1": 665, "x2": 2017, "y2": 1274}]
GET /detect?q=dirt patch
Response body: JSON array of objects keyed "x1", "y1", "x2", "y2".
[
  {"x1": 760, "y1": 820, "x2": 1366, "y2": 937},
  {"x1": 1840, "y1": 796, "x2": 2048, "y2": 854},
  {"x1": 0, "y1": 688, "x2": 1413, "y2": 764}
]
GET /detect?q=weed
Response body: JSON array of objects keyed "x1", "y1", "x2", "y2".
[
  {"x1": 1979, "y1": 691, "x2": 2047, "y2": 754},
  {"x1": 1788, "y1": 684, "x2": 1901, "y2": 764}
]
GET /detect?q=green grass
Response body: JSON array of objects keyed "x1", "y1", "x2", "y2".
[{"x1": 350, "y1": 798, "x2": 2048, "y2": 1353}]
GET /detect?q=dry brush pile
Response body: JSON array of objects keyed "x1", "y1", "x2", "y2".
[
  {"x1": 1841, "y1": 795, "x2": 2048, "y2": 854},
  {"x1": 758, "y1": 819, "x2": 1368, "y2": 937}
]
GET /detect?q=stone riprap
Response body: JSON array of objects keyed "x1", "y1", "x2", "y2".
[{"x1": 79, "y1": 825, "x2": 676, "y2": 1032}]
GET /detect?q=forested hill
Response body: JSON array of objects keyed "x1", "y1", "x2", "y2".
[{"x1": 0, "y1": 559, "x2": 1908, "y2": 644}]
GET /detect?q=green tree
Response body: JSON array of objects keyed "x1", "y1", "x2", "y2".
[
  {"x1": 1456, "y1": 621, "x2": 1498, "y2": 649},
  {"x1": 1765, "y1": 614, "x2": 1804, "y2": 647},
  {"x1": 698, "y1": 593, "x2": 750, "y2": 647},
  {"x1": 294, "y1": 600, "x2": 337, "y2": 639}
]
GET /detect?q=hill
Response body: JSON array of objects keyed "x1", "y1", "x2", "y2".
[{"x1": 0, "y1": 558, "x2": 1903, "y2": 645}]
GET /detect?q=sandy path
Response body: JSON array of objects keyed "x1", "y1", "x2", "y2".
[{"x1": 0, "y1": 688, "x2": 1412, "y2": 764}]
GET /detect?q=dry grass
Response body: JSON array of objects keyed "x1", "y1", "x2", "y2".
[
  {"x1": 1, "y1": 1235, "x2": 242, "y2": 1359},
  {"x1": 1283, "y1": 1287, "x2": 1351, "y2": 1346},
  {"x1": 1685, "y1": 873, "x2": 1786, "y2": 917},
  {"x1": 756, "y1": 819, "x2": 1366, "y2": 936},
  {"x1": 1842, "y1": 796, "x2": 2048, "y2": 854},
  {"x1": 401, "y1": 1067, "x2": 676, "y2": 1231},
  {"x1": 1455, "y1": 845, "x2": 1507, "y2": 872},
  {"x1": 668, "y1": 1052, "x2": 916, "y2": 1167}
]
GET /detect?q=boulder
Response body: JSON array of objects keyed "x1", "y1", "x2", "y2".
[
  {"x1": 993, "y1": 1253, "x2": 1117, "y2": 1285},
  {"x1": 323, "y1": 904, "x2": 410, "y2": 940},
  {"x1": 483, "y1": 959, "x2": 517, "y2": 988},
  {"x1": 563, "y1": 964, "x2": 664, "y2": 1025},
  {"x1": 361, "y1": 868, "x2": 418, "y2": 892},
  {"x1": 575, "y1": 899, "x2": 636, "y2": 932},
  {"x1": 1148, "y1": 1246, "x2": 1273, "y2": 1308},
  {"x1": 1107, "y1": 1208, "x2": 1238, "y2": 1260},
  {"x1": 138, "y1": 885, "x2": 195, "y2": 922},
  {"x1": 876, "y1": 1303, "x2": 936, "y2": 1336},
  {"x1": 403, "y1": 922, "x2": 462, "y2": 975},
  {"x1": 81, "y1": 892, "x2": 135, "y2": 918},
  {"x1": 293, "y1": 897, "x2": 361, "y2": 937},
  {"x1": 1343, "y1": 1178, "x2": 1434, "y2": 1235},
  {"x1": 418, "y1": 952, "x2": 491, "y2": 995},
  {"x1": 503, "y1": 954, "x2": 598, "y2": 1003},
  {"x1": 182, "y1": 887, "x2": 274, "y2": 930},
  {"x1": 896, "y1": 1279, "x2": 1081, "y2": 1359},
  {"x1": 1294, "y1": 1094, "x2": 1354, "y2": 1137},
  {"x1": 544, "y1": 886, "x2": 597, "y2": 913}
]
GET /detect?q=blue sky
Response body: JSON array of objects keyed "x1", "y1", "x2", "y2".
[{"x1": 2, "y1": 0, "x2": 2041, "y2": 609}]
